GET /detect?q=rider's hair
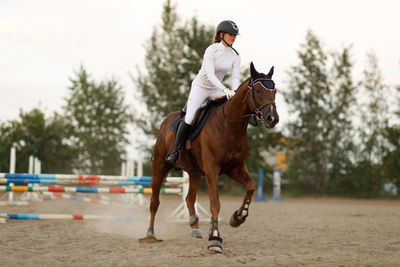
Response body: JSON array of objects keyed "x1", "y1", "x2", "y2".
[{"x1": 214, "y1": 32, "x2": 222, "y2": 43}]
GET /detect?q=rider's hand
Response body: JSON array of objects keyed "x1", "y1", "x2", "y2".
[{"x1": 223, "y1": 88, "x2": 235, "y2": 100}]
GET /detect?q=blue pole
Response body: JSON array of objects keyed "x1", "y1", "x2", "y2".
[{"x1": 254, "y1": 169, "x2": 266, "y2": 202}]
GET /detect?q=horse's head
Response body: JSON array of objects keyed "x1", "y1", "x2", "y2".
[{"x1": 247, "y1": 62, "x2": 279, "y2": 128}]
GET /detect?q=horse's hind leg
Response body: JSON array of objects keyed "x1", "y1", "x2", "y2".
[
  {"x1": 139, "y1": 153, "x2": 171, "y2": 243},
  {"x1": 186, "y1": 176, "x2": 203, "y2": 238},
  {"x1": 204, "y1": 168, "x2": 223, "y2": 253},
  {"x1": 227, "y1": 164, "x2": 256, "y2": 228}
]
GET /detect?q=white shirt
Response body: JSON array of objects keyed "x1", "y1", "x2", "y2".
[{"x1": 192, "y1": 42, "x2": 241, "y2": 92}]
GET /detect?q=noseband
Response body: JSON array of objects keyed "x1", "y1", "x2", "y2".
[{"x1": 223, "y1": 78, "x2": 276, "y2": 125}]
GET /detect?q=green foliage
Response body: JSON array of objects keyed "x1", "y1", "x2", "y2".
[
  {"x1": 349, "y1": 53, "x2": 390, "y2": 197},
  {"x1": 379, "y1": 84, "x2": 400, "y2": 195},
  {"x1": 382, "y1": 126, "x2": 400, "y2": 191},
  {"x1": 284, "y1": 30, "x2": 332, "y2": 194},
  {"x1": 0, "y1": 121, "x2": 18, "y2": 172},
  {"x1": 0, "y1": 108, "x2": 75, "y2": 173},
  {"x1": 134, "y1": 1, "x2": 217, "y2": 136},
  {"x1": 283, "y1": 32, "x2": 400, "y2": 198},
  {"x1": 325, "y1": 47, "x2": 358, "y2": 194},
  {"x1": 284, "y1": 30, "x2": 357, "y2": 195},
  {"x1": 64, "y1": 65, "x2": 132, "y2": 174},
  {"x1": 134, "y1": 0, "x2": 196, "y2": 135},
  {"x1": 358, "y1": 52, "x2": 389, "y2": 161}
]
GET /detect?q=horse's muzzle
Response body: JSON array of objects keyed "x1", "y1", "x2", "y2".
[{"x1": 264, "y1": 113, "x2": 279, "y2": 128}]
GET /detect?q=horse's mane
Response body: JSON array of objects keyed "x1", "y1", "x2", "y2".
[
  {"x1": 213, "y1": 77, "x2": 251, "y2": 103},
  {"x1": 237, "y1": 77, "x2": 251, "y2": 93}
]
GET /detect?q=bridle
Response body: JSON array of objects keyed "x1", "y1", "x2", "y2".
[
  {"x1": 247, "y1": 77, "x2": 276, "y2": 123},
  {"x1": 223, "y1": 78, "x2": 276, "y2": 126}
]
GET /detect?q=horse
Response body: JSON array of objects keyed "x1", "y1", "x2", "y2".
[{"x1": 139, "y1": 62, "x2": 279, "y2": 253}]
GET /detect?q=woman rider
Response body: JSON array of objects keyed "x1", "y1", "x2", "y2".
[{"x1": 165, "y1": 20, "x2": 241, "y2": 166}]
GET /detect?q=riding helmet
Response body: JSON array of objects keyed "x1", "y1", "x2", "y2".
[{"x1": 216, "y1": 20, "x2": 239, "y2": 36}]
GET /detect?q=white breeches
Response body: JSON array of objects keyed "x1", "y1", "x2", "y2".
[{"x1": 184, "y1": 84, "x2": 225, "y2": 125}]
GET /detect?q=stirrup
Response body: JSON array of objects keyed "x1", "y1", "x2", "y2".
[
  {"x1": 165, "y1": 151, "x2": 179, "y2": 164},
  {"x1": 165, "y1": 152, "x2": 181, "y2": 170}
]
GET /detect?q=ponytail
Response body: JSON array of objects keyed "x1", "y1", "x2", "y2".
[{"x1": 214, "y1": 32, "x2": 222, "y2": 43}]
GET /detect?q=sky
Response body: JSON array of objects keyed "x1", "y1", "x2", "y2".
[{"x1": 1, "y1": 0, "x2": 399, "y2": 158}]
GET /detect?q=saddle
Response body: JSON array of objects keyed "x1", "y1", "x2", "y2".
[{"x1": 169, "y1": 98, "x2": 226, "y2": 142}]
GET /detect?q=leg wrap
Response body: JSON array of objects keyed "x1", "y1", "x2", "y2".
[
  {"x1": 208, "y1": 218, "x2": 223, "y2": 243},
  {"x1": 237, "y1": 197, "x2": 251, "y2": 219},
  {"x1": 147, "y1": 228, "x2": 155, "y2": 236},
  {"x1": 229, "y1": 197, "x2": 251, "y2": 228},
  {"x1": 189, "y1": 214, "x2": 199, "y2": 226}
]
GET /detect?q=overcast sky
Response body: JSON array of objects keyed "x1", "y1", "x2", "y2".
[{"x1": 1, "y1": 0, "x2": 399, "y2": 157}]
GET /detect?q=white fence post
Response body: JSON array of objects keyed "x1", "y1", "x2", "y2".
[
  {"x1": 138, "y1": 153, "x2": 143, "y2": 178},
  {"x1": 121, "y1": 162, "x2": 126, "y2": 176},
  {"x1": 28, "y1": 156, "x2": 34, "y2": 174},
  {"x1": 34, "y1": 157, "x2": 41, "y2": 174},
  {"x1": 8, "y1": 146, "x2": 16, "y2": 203}
]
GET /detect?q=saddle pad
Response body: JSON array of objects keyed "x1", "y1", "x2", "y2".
[
  {"x1": 168, "y1": 99, "x2": 226, "y2": 142},
  {"x1": 169, "y1": 114, "x2": 182, "y2": 132}
]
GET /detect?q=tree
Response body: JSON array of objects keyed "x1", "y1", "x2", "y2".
[
  {"x1": 381, "y1": 82, "x2": 400, "y2": 196},
  {"x1": 134, "y1": 0, "x2": 189, "y2": 135},
  {"x1": 64, "y1": 65, "x2": 132, "y2": 174},
  {"x1": 0, "y1": 108, "x2": 75, "y2": 173},
  {"x1": 283, "y1": 30, "x2": 360, "y2": 195},
  {"x1": 355, "y1": 52, "x2": 390, "y2": 196},
  {"x1": 178, "y1": 17, "x2": 215, "y2": 88},
  {"x1": 283, "y1": 30, "x2": 331, "y2": 194},
  {"x1": 0, "y1": 121, "x2": 19, "y2": 172},
  {"x1": 325, "y1": 47, "x2": 357, "y2": 194}
]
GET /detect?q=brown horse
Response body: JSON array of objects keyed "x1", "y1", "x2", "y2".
[{"x1": 139, "y1": 62, "x2": 279, "y2": 253}]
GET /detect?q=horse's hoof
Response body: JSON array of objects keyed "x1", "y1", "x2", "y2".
[
  {"x1": 229, "y1": 211, "x2": 246, "y2": 228},
  {"x1": 207, "y1": 240, "x2": 222, "y2": 254},
  {"x1": 139, "y1": 230, "x2": 163, "y2": 243},
  {"x1": 191, "y1": 228, "x2": 203, "y2": 239}
]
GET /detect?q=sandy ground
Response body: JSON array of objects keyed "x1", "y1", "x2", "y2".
[{"x1": 0, "y1": 193, "x2": 399, "y2": 266}]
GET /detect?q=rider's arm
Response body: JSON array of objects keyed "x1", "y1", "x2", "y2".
[
  {"x1": 231, "y1": 54, "x2": 241, "y2": 91},
  {"x1": 203, "y1": 47, "x2": 229, "y2": 92}
]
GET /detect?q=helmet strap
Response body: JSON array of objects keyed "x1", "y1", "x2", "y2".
[{"x1": 221, "y1": 35, "x2": 239, "y2": 56}]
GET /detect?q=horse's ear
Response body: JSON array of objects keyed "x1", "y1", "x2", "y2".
[
  {"x1": 266, "y1": 66, "x2": 274, "y2": 79},
  {"x1": 250, "y1": 62, "x2": 258, "y2": 78}
]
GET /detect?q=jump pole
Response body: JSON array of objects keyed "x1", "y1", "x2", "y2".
[
  {"x1": 0, "y1": 178, "x2": 154, "y2": 186},
  {"x1": 0, "y1": 213, "x2": 146, "y2": 221},
  {"x1": 0, "y1": 185, "x2": 182, "y2": 194},
  {"x1": 38, "y1": 192, "x2": 127, "y2": 207},
  {"x1": 254, "y1": 169, "x2": 267, "y2": 202},
  {"x1": 0, "y1": 174, "x2": 187, "y2": 185},
  {"x1": 0, "y1": 173, "x2": 154, "y2": 181}
]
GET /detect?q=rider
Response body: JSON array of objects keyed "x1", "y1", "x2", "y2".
[{"x1": 165, "y1": 20, "x2": 241, "y2": 166}]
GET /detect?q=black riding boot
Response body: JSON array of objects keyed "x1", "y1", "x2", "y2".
[{"x1": 165, "y1": 121, "x2": 191, "y2": 166}]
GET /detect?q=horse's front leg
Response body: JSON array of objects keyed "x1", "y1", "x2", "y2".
[
  {"x1": 227, "y1": 163, "x2": 256, "y2": 227},
  {"x1": 139, "y1": 152, "x2": 171, "y2": 243},
  {"x1": 204, "y1": 169, "x2": 223, "y2": 253},
  {"x1": 186, "y1": 175, "x2": 203, "y2": 238}
]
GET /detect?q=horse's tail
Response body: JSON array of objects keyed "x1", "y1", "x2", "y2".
[{"x1": 152, "y1": 111, "x2": 181, "y2": 159}]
